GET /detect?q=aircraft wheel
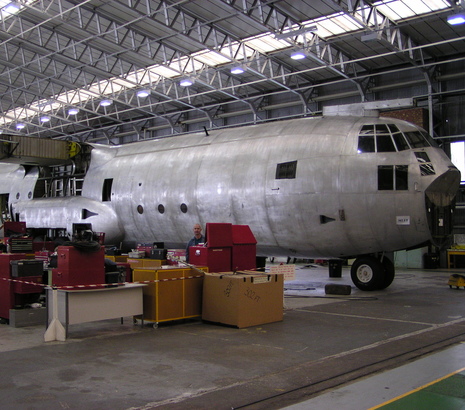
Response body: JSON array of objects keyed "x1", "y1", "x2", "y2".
[
  {"x1": 351, "y1": 256, "x2": 385, "y2": 291},
  {"x1": 378, "y1": 257, "x2": 395, "y2": 290}
]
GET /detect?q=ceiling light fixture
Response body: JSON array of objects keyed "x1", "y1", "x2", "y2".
[
  {"x1": 68, "y1": 107, "x2": 79, "y2": 115},
  {"x1": 179, "y1": 78, "x2": 194, "y2": 87},
  {"x1": 290, "y1": 50, "x2": 306, "y2": 60},
  {"x1": 40, "y1": 116, "x2": 51, "y2": 123},
  {"x1": 231, "y1": 65, "x2": 246, "y2": 75},
  {"x1": 447, "y1": 12, "x2": 465, "y2": 25},
  {"x1": 99, "y1": 99, "x2": 113, "y2": 107},
  {"x1": 136, "y1": 89, "x2": 150, "y2": 98},
  {"x1": 16, "y1": 123, "x2": 25, "y2": 130}
]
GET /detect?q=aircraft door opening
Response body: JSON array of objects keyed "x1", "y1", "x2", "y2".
[
  {"x1": 0, "y1": 194, "x2": 9, "y2": 227},
  {"x1": 426, "y1": 195, "x2": 455, "y2": 248}
]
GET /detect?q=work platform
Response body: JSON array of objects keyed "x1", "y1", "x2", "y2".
[
  {"x1": 0, "y1": 134, "x2": 79, "y2": 166},
  {"x1": 0, "y1": 261, "x2": 464, "y2": 409}
]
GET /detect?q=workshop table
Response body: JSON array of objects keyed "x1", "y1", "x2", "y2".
[
  {"x1": 447, "y1": 249, "x2": 465, "y2": 269},
  {"x1": 45, "y1": 283, "x2": 146, "y2": 341}
]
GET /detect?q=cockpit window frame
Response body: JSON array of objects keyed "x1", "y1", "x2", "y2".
[{"x1": 357, "y1": 123, "x2": 433, "y2": 153}]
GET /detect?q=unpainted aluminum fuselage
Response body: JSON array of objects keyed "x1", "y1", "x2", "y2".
[{"x1": 2, "y1": 115, "x2": 460, "y2": 259}]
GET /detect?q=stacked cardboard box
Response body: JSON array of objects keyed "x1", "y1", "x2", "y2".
[{"x1": 202, "y1": 271, "x2": 284, "y2": 328}]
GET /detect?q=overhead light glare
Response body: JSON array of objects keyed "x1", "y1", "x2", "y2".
[
  {"x1": 16, "y1": 123, "x2": 25, "y2": 130},
  {"x1": 136, "y1": 89, "x2": 150, "y2": 98},
  {"x1": 99, "y1": 99, "x2": 113, "y2": 107},
  {"x1": 231, "y1": 65, "x2": 246, "y2": 75},
  {"x1": 179, "y1": 78, "x2": 194, "y2": 87},
  {"x1": 447, "y1": 13, "x2": 465, "y2": 25},
  {"x1": 40, "y1": 116, "x2": 51, "y2": 123},
  {"x1": 290, "y1": 50, "x2": 306, "y2": 60},
  {"x1": 68, "y1": 107, "x2": 79, "y2": 115}
]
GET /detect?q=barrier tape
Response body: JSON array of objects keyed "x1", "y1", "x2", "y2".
[{"x1": 0, "y1": 274, "x2": 204, "y2": 290}]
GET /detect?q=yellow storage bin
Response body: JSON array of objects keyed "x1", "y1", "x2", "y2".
[{"x1": 133, "y1": 266, "x2": 208, "y2": 324}]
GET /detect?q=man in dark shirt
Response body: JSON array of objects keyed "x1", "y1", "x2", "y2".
[{"x1": 185, "y1": 223, "x2": 205, "y2": 263}]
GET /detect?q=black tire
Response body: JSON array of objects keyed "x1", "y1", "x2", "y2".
[
  {"x1": 351, "y1": 256, "x2": 385, "y2": 291},
  {"x1": 378, "y1": 257, "x2": 395, "y2": 290}
]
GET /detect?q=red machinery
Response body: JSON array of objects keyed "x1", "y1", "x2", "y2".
[
  {"x1": 0, "y1": 253, "x2": 43, "y2": 321},
  {"x1": 231, "y1": 224, "x2": 257, "y2": 271},
  {"x1": 189, "y1": 223, "x2": 257, "y2": 272},
  {"x1": 52, "y1": 246, "x2": 105, "y2": 287}
]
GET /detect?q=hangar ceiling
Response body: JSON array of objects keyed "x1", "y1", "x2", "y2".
[{"x1": 0, "y1": 0, "x2": 464, "y2": 143}]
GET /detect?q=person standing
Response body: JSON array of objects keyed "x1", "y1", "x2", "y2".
[{"x1": 185, "y1": 223, "x2": 205, "y2": 263}]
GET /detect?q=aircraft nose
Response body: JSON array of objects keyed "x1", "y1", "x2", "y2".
[
  {"x1": 425, "y1": 166, "x2": 461, "y2": 248},
  {"x1": 425, "y1": 166, "x2": 461, "y2": 207}
]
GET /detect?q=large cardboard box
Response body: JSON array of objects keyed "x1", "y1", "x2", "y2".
[{"x1": 202, "y1": 272, "x2": 284, "y2": 328}]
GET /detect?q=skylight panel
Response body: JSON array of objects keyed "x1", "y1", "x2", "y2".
[
  {"x1": 219, "y1": 43, "x2": 255, "y2": 61},
  {"x1": 124, "y1": 69, "x2": 151, "y2": 85},
  {"x1": 373, "y1": 0, "x2": 450, "y2": 21},
  {"x1": 56, "y1": 90, "x2": 93, "y2": 106},
  {"x1": 313, "y1": 13, "x2": 363, "y2": 38},
  {"x1": 168, "y1": 55, "x2": 203, "y2": 75},
  {"x1": 0, "y1": 0, "x2": 34, "y2": 21},
  {"x1": 192, "y1": 50, "x2": 231, "y2": 66},
  {"x1": 245, "y1": 34, "x2": 291, "y2": 53},
  {"x1": 113, "y1": 78, "x2": 136, "y2": 89},
  {"x1": 376, "y1": 1, "x2": 416, "y2": 20},
  {"x1": 149, "y1": 65, "x2": 179, "y2": 78}
]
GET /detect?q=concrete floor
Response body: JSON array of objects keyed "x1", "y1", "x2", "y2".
[{"x1": 1, "y1": 261, "x2": 465, "y2": 409}]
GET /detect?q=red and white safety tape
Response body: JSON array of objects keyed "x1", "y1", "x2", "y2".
[{"x1": 0, "y1": 274, "x2": 204, "y2": 290}]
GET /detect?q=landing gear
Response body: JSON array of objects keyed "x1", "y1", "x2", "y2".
[
  {"x1": 351, "y1": 255, "x2": 395, "y2": 291},
  {"x1": 379, "y1": 256, "x2": 395, "y2": 290}
]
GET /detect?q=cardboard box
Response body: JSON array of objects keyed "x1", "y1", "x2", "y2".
[
  {"x1": 127, "y1": 258, "x2": 165, "y2": 269},
  {"x1": 202, "y1": 272, "x2": 284, "y2": 328}
]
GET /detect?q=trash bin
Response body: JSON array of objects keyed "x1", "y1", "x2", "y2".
[
  {"x1": 423, "y1": 253, "x2": 439, "y2": 269},
  {"x1": 328, "y1": 259, "x2": 342, "y2": 277}
]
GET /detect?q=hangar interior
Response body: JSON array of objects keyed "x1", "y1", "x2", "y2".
[{"x1": 1, "y1": 1, "x2": 465, "y2": 409}]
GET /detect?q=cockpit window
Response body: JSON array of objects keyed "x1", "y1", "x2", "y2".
[
  {"x1": 391, "y1": 132, "x2": 410, "y2": 151},
  {"x1": 377, "y1": 134, "x2": 396, "y2": 152},
  {"x1": 358, "y1": 135, "x2": 375, "y2": 153},
  {"x1": 358, "y1": 124, "x2": 435, "y2": 153},
  {"x1": 414, "y1": 152, "x2": 436, "y2": 176},
  {"x1": 420, "y1": 130, "x2": 439, "y2": 148},
  {"x1": 403, "y1": 131, "x2": 430, "y2": 148},
  {"x1": 358, "y1": 124, "x2": 396, "y2": 153}
]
